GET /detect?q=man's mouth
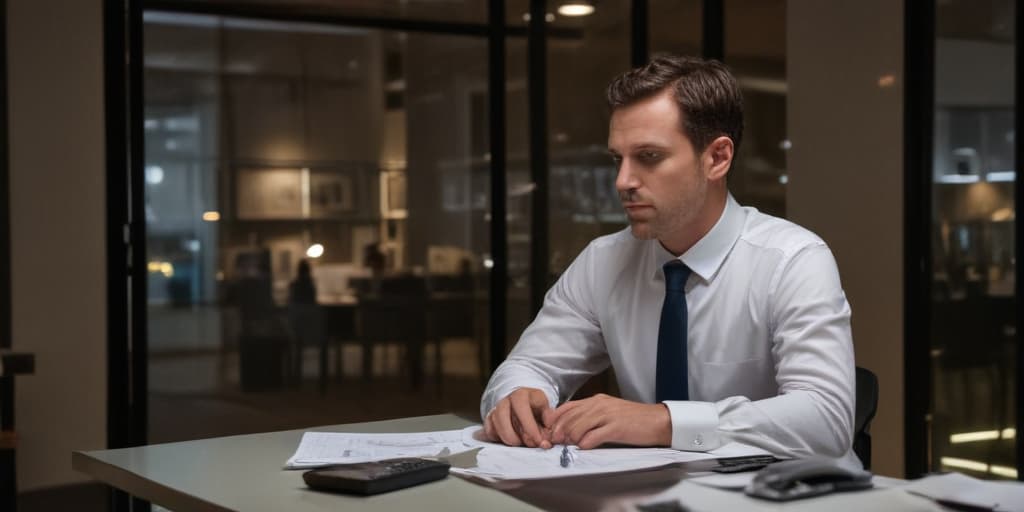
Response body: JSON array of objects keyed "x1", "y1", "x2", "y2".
[{"x1": 623, "y1": 203, "x2": 652, "y2": 211}]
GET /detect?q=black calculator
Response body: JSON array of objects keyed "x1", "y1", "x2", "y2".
[{"x1": 302, "y1": 458, "x2": 451, "y2": 495}]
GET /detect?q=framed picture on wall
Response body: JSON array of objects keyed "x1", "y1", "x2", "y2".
[
  {"x1": 236, "y1": 168, "x2": 303, "y2": 220},
  {"x1": 381, "y1": 170, "x2": 407, "y2": 219},
  {"x1": 309, "y1": 170, "x2": 356, "y2": 218}
]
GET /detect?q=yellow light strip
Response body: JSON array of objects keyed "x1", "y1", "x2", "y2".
[
  {"x1": 949, "y1": 428, "x2": 1017, "y2": 444},
  {"x1": 202, "y1": 211, "x2": 221, "y2": 222},
  {"x1": 940, "y1": 457, "x2": 989, "y2": 473},
  {"x1": 950, "y1": 430, "x2": 1000, "y2": 444},
  {"x1": 990, "y1": 465, "x2": 1018, "y2": 479}
]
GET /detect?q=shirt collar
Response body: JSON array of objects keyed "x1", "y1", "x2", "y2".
[{"x1": 652, "y1": 194, "x2": 746, "y2": 282}]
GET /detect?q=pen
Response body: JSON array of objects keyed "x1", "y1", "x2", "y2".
[{"x1": 560, "y1": 445, "x2": 572, "y2": 468}]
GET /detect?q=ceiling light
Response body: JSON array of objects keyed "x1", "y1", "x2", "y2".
[
  {"x1": 558, "y1": 1, "x2": 595, "y2": 16},
  {"x1": 306, "y1": 244, "x2": 324, "y2": 258}
]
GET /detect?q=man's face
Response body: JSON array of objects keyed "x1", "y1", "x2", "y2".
[{"x1": 608, "y1": 90, "x2": 709, "y2": 245}]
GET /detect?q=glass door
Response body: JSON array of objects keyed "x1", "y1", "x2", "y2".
[{"x1": 927, "y1": 0, "x2": 1018, "y2": 479}]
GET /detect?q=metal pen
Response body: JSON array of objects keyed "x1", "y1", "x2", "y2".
[{"x1": 559, "y1": 445, "x2": 572, "y2": 468}]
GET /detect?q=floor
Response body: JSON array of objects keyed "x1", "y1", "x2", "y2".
[{"x1": 150, "y1": 338, "x2": 487, "y2": 443}]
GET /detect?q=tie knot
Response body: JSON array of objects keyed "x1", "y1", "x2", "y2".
[{"x1": 663, "y1": 261, "x2": 692, "y2": 292}]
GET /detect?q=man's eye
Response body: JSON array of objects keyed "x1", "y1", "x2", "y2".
[
  {"x1": 638, "y1": 151, "x2": 661, "y2": 162},
  {"x1": 610, "y1": 155, "x2": 622, "y2": 166}
]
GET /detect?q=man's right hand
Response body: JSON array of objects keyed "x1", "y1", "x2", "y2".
[{"x1": 483, "y1": 387, "x2": 553, "y2": 448}]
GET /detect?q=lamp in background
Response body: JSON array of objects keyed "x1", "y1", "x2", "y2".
[
  {"x1": 558, "y1": 1, "x2": 595, "y2": 16},
  {"x1": 306, "y1": 243, "x2": 324, "y2": 258}
]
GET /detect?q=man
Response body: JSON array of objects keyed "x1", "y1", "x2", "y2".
[{"x1": 480, "y1": 55, "x2": 856, "y2": 462}]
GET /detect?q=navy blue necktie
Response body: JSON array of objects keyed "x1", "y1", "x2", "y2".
[{"x1": 656, "y1": 260, "x2": 692, "y2": 402}]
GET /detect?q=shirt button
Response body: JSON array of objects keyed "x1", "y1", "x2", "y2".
[{"x1": 693, "y1": 434, "x2": 704, "y2": 447}]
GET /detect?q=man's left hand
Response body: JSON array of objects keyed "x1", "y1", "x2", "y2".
[{"x1": 543, "y1": 394, "x2": 672, "y2": 449}]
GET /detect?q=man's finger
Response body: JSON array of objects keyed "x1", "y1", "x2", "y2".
[
  {"x1": 577, "y1": 424, "x2": 614, "y2": 449},
  {"x1": 492, "y1": 401, "x2": 523, "y2": 446},
  {"x1": 544, "y1": 398, "x2": 582, "y2": 427},
  {"x1": 548, "y1": 400, "x2": 588, "y2": 443},
  {"x1": 483, "y1": 412, "x2": 496, "y2": 441},
  {"x1": 505, "y1": 393, "x2": 540, "y2": 446}
]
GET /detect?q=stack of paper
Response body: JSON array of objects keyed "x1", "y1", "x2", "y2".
[
  {"x1": 285, "y1": 430, "x2": 467, "y2": 469},
  {"x1": 285, "y1": 425, "x2": 772, "y2": 482}
]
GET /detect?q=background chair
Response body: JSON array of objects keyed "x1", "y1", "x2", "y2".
[
  {"x1": 286, "y1": 303, "x2": 328, "y2": 394},
  {"x1": 355, "y1": 276, "x2": 430, "y2": 388},
  {"x1": 854, "y1": 366, "x2": 879, "y2": 469}
]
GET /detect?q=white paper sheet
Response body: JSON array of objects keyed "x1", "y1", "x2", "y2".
[
  {"x1": 284, "y1": 430, "x2": 467, "y2": 469},
  {"x1": 284, "y1": 424, "x2": 773, "y2": 480},
  {"x1": 453, "y1": 426, "x2": 772, "y2": 481},
  {"x1": 904, "y1": 472, "x2": 1024, "y2": 512}
]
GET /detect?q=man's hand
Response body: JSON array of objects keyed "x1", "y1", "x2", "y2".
[
  {"x1": 543, "y1": 394, "x2": 672, "y2": 449},
  {"x1": 483, "y1": 388, "x2": 554, "y2": 449}
]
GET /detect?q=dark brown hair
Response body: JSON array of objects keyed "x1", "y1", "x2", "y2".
[{"x1": 606, "y1": 54, "x2": 744, "y2": 153}]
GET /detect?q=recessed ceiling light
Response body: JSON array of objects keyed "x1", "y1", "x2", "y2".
[{"x1": 558, "y1": 2, "x2": 595, "y2": 16}]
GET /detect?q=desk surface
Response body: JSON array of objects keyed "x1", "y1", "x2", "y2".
[
  {"x1": 73, "y1": 414, "x2": 539, "y2": 512},
  {"x1": 73, "y1": 414, "x2": 941, "y2": 512}
]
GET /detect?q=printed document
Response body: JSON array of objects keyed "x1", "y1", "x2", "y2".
[
  {"x1": 285, "y1": 425, "x2": 771, "y2": 481},
  {"x1": 285, "y1": 430, "x2": 466, "y2": 469}
]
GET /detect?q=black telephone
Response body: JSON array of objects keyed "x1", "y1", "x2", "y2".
[
  {"x1": 303, "y1": 458, "x2": 450, "y2": 495},
  {"x1": 744, "y1": 456, "x2": 873, "y2": 501}
]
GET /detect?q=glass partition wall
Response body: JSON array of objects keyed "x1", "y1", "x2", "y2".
[
  {"x1": 143, "y1": 11, "x2": 493, "y2": 441},
  {"x1": 132, "y1": 0, "x2": 791, "y2": 446},
  {"x1": 926, "y1": 0, "x2": 1018, "y2": 479}
]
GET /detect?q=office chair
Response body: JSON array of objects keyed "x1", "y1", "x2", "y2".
[{"x1": 854, "y1": 366, "x2": 879, "y2": 470}]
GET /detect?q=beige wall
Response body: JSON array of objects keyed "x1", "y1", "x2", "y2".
[
  {"x1": 9, "y1": 0, "x2": 107, "y2": 490},
  {"x1": 787, "y1": 0, "x2": 905, "y2": 476}
]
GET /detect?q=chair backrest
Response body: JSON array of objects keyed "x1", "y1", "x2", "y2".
[{"x1": 854, "y1": 366, "x2": 879, "y2": 469}]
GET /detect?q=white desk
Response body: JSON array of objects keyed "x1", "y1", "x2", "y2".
[
  {"x1": 73, "y1": 413, "x2": 944, "y2": 512},
  {"x1": 73, "y1": 414, "x2": 539, "y2": 511}
]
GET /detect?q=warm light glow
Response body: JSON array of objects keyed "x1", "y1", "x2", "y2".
[
  {"x1": 522, "y1": 12, "x2": 557, "y2": 22},
  {"x1": 949, "y1": 428, "x2": 1016, "y2": 444},
  {"x1": 991, "y1": 207, "x2": 1014, "y2": 222},
  {"x1": 950, "y1": 430, "x2": 1000, "y2": 444},
  {"x1": 202, "y1": 211, "x2": 221, "y2": 222},
  {"x1": 483, "y1": 258, "x2": 495, "y2": 269},
  {"x1": 940, "y1": 457, "x2": 989, "y2": 473},
  {"x1": 877, "y1": 74, "x2": 896, "y2": 88},
  {"x1": 990, "y1": 465, "x2": 1018, "y2": 479},
  {"x1": 558, "y1": 2, "x2": 595, "y2": 16},
  {"x1": 147, "y1": 261, "x2": 174, "y2": 278},
  {"x1": 306, "y1": 244, "x2": 324, "y2": 258}
]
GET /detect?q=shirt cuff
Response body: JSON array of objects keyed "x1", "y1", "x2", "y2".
[{"x1": 663, "y1": 400, "x2": 722, "y2": 451}]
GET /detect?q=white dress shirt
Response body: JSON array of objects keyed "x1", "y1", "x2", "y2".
[{"x1": 481, "y1": 194, "x2": 856, "y2": 460}]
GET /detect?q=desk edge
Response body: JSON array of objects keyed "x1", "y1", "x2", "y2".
[{"x1": 72, "y1": 451, "x2": 234, "y2": 512}]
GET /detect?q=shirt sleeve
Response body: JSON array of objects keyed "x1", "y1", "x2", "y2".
[
  {"x1": 480, "y1": 243, "x2": 611, "y2": 420},
  {"x1": 664, "y1": 243, "x2": 856, "y2": 457}
]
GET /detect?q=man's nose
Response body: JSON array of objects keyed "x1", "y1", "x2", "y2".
[{"x1": 615, "y1": 161, "x2": 638, "y2": 192}]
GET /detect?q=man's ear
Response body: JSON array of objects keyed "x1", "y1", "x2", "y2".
[{"x1": 702, "y1": 136, "x2": 734, "y2": 181}]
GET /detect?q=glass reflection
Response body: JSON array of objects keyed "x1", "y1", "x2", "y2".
[
  {"x1": 144, "y1": 12, "x2": 490, "y2": 442},
  {"x1": 929, "y1": 0, "x2": 1017, "y2": 479},
  {"x1": 724, "y1": 0, "x2": 786, "y2": 217}
]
